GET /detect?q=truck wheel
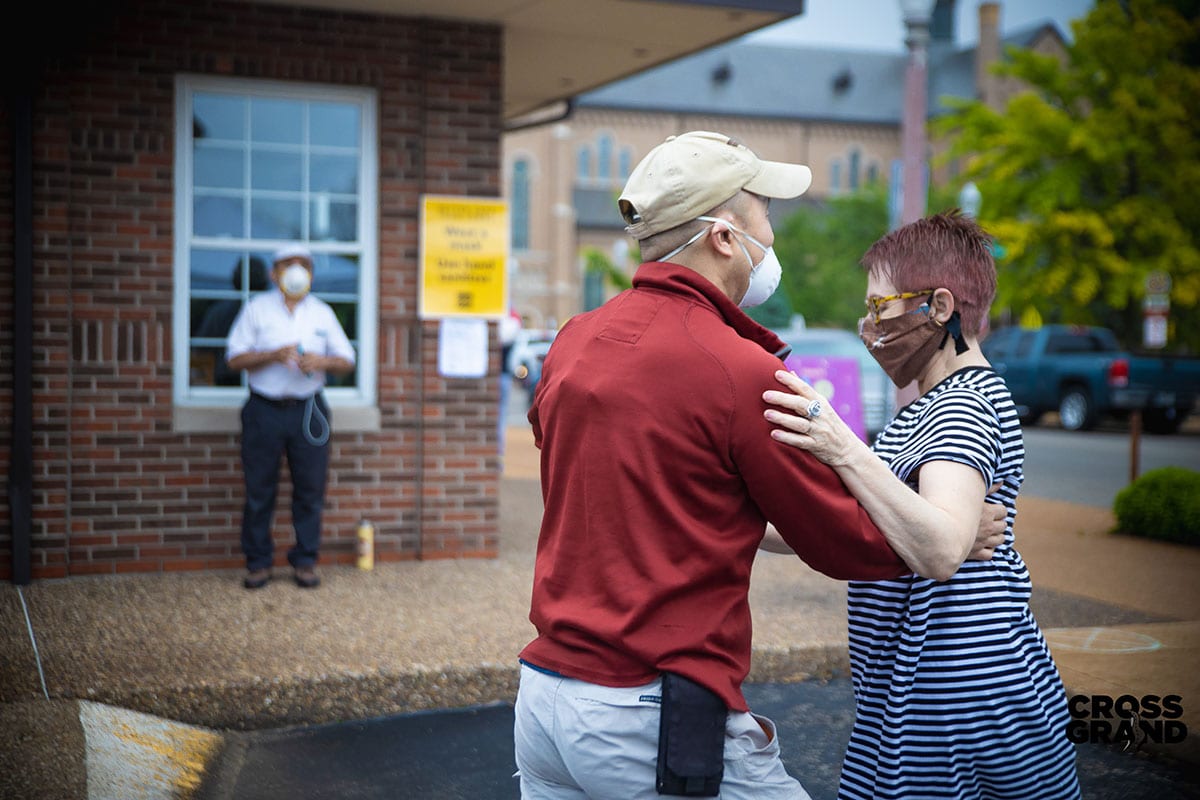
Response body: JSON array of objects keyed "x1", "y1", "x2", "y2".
[
  {"x1": 1059, "y1": 388, "x2": 1096, "y2": 431},
  {"x1": 1143, "y1": 408, "x2": 1185, "y2": 435}
]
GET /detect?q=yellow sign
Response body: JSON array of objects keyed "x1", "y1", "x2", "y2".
[{"x1": 419, "y1": 195, "x2": 509, "y2": 318}]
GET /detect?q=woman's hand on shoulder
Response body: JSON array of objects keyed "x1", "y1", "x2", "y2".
[{"x1": 763, "y1": 370, "x2": 861, "y2": 467}]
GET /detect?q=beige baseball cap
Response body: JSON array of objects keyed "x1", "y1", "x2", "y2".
[{"x1": 618, "y1": 131, "x2": 813, "y2": 240}]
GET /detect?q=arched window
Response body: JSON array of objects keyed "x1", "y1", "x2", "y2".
[
  {"x1": 577, "y1": 146, "x2": 592, "y2": 180},
  {"x1": 597, "y1": 134, "x2": 613, "y2": 181},
  {"x1": 866, "y1": 162, "x2": 879, "y2": 185},
  {"x1": 848, "y1": 148, "x2": 861, "y2": 191},
  {"x1": 619, "y1": 147, "x2": 633, "y2": 180},
  {"x1": 511, "y1": 158, "x2": 531, "y2": 250},
  {"x1": 830, "y1": 161, "x2": 842, "y2": 194}
]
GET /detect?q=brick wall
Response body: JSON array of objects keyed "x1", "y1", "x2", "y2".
[{"x1": 0, "y1": 0, "x2": 504, "y2": 579}]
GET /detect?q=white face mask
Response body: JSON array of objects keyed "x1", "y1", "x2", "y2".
[
  {"x1": 280, "y1": 263, "x2": 312, "y2": 299},
  {"x1": 660, "y1": 215, "x2": 782, "y2": 308},
  {"x1": 739, "y1": 244, "x2": 782, "y2": 308}
]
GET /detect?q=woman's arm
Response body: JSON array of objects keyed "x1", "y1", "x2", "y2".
[
  {"x1": 759, "y1": 494, "x2": 1004, "y2": 564},
  {"x1": 762, "y1": 370, "x2": 987, "y2": 581}
]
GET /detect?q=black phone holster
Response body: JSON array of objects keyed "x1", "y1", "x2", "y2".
[{"x1": 656, "y1": 672, "x2": 727, "y2": 797}]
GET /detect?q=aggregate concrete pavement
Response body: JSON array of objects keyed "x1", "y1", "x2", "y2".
[{"x1": 3, "y1": 424, "x2": 1200, "y2": 798}]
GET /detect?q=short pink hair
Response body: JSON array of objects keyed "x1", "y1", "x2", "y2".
[{"x1": 860, "y1": 210, "x2": 997, "y2": 335}]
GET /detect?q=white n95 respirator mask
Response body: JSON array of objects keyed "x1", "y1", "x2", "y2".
[
  {"x1": 280, "y1": 264, "x2": 312, "y2": 299},
  {"x1": 739, "y1": 244, "x2": 782, "y2": 308}
]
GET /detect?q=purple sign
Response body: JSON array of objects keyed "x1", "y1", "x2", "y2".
[{"x1": 781, "y1": 355, "x2": 867, "y2": 443}]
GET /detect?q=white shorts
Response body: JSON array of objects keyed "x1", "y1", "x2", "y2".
[{"x1": 513, "y1": 663, "x2": 811, "y2": 800}]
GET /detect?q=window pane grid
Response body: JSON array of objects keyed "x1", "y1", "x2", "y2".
[{"x1": 183, "y1": 82, "x2": 370, "y2": 396}]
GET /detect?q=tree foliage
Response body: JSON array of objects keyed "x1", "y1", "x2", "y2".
[
  {"x1": 771, "y1": 186, "x2": 891, "y2": 331},
  {"x1": 769, "y1": 183, "x2": 964, "y2": 332},
  {"x1": 933, "y1": 0, "x2": 1200, "y2": 352},
  {"x1": 743, "y1": 280, "x2": 796, "y2": 330},
  {"x1": 582, "y1": 246, "x2": 632, "y2": 292}
]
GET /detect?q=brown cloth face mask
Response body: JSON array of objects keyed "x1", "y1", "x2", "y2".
[{"x1": 859, "y1": 303, "x2": 968, "y2": 388}]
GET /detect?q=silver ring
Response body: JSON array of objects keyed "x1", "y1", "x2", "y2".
[{"x1": 808, "y1": 399, "x2": 823, "y2": 419}]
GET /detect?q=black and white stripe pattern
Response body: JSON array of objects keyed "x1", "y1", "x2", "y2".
[{"x1": 840, "y1": 367, "x2": 1080, "y2": 800}]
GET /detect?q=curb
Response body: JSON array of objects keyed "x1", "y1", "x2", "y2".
[
  {"x1": 64, "y1": 644, "x2": 852, "y2": 734},
  {"x1": 0, "y1": 699, "x2": 223, "y2": 800}
]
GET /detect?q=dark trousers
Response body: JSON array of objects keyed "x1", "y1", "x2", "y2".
[{"x1": 240, "y1": 393, "x2": 330, "y2": 571}]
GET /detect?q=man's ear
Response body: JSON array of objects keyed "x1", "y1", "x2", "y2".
[{"x1": 706, "y1": 220, "x2": 736, "y2": 257}]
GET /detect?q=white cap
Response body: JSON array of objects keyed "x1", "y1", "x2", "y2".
[
  {"x1": 272, "y1": 244, "x2": 313, "y2": 265},
  {"x1": 619, "y1": 131, "x2": 812, "y2": 240}
]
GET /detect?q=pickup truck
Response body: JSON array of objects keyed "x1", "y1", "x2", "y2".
[{"x1": 981, "y1": 324, "x2": 1200, "y2": 434}]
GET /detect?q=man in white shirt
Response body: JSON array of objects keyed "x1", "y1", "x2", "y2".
[{"x1": 226, "y1": 244, "x2": 356, "y2": 589}]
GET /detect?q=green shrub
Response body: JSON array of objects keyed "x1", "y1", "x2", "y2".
[{"x1": 1112, "y1": 467, "x2": 1200, "y2": 546}]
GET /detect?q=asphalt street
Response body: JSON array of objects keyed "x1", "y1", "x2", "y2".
[
  {"x1": 198, "y1": 676, "x2": 1200, "y2": 800},
  {"x1": 1021, "y1": 423, "x2": 1200, "y2": 507}
]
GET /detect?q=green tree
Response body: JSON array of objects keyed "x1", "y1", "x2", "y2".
[
  {"x1": 743, "y1": 281, "x2": 795, "y2": 330},
  {"x1": 769, "y1": 183, "x2": 968, "y2": 334},
  {"x1": 582, "y1": 246, "x2": 632, "y2": 297},
  {"x1": 771, "y1": 186, "x2": 891, "y2": 331},
  {"x1": 933, "y1": 0, "x2": 1200, "y2": 352}
]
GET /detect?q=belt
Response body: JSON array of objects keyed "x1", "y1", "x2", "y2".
[
  {"x1": 251, "y1": 392, "x2": 317, "y2": 408},
  {"x1": 519, "y1": 659, "x2": 566, "y2": 679}
]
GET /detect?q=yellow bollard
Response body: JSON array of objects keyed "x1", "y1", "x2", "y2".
[{"x1": 356, "y1": 519, "x2": 375, "y2": 570}]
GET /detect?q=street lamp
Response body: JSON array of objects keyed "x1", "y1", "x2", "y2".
[
  {"x1": 958, "y1": 181, "x2": 981, "y2": 218},
  {"x1": 899, "y1": 0, "x2": 936, "y2": 227}
]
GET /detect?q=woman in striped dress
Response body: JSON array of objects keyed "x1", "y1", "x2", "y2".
[{"x1": 762, "y1": 211, "x2": 1080, "y2": 799}]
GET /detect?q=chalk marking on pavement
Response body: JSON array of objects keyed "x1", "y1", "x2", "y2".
[{"x1": 1044, "y1": 627, "x2": 1163, "y2": 653}]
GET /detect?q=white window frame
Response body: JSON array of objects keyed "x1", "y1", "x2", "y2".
[
  {"x1": 829, "y1": 160, "x2": 843, "y2": 194},
  {"x1": 171, "y1": 75, "x2": 379, "y2": 431}
]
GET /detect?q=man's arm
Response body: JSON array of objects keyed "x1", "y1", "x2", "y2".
[
  {"x1": 731, "y1": 368, "x2": 909, "y2": 581},
  {"x1": 297, "y1": 352, "x2": 354, "y2": 376},
  {"x1": 309, "y1": 305, "x2": 357, "y2": 377},
  {"x1": 227, "y1": 345, "x2": 298, "y2": 374}
]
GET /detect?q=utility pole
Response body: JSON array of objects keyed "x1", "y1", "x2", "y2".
[
  {"x1": 900, "y1": 0, "x2": 935, "y2": 227},
  {"x1": 895, "y1": 0, "x2": 937, "y2": 407}
]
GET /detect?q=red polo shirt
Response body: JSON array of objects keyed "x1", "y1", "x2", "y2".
[{"x1": 520, "y1": 262, "x2": 907, "y2": 711}]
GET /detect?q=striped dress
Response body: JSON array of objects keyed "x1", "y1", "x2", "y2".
[{"x1": 840, "y1": 366, "x2": 1081, "y2": 800}]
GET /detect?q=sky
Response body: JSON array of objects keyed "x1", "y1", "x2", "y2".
[{"x1": 745, "y1": 0, "x2": 1096, "y2": 51}]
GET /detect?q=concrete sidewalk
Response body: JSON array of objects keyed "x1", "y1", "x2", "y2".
[{"x1": 2, "y1": 424, "x2": 1199, "y2": 798}]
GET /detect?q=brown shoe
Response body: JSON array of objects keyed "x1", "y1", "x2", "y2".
[
  {"x1": 293, "y1": 566, "x2": 320, "y2": 589},
  {"x1": 243, "y1": 568, "x2": 271, "y2": 590}
]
